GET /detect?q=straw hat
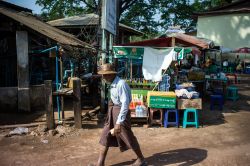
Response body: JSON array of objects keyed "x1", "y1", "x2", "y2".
[{"x1": 97, "y1": 63, "x2": 117, "y2": 75}]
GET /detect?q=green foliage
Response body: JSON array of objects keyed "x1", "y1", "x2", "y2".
[
  {"x1": 36, "y1": 0, "x2": 234, "y2": 36},
  {"x1": 36, "y1": 0, "x2": 86, "y2": 21},
  {"x1": 120, "y1": 0, "x2": 160, "y2": 38},
  {"x1": 159, "y1": 0, "x2": 234, "y2": 30},
  {"x1": 36, "y1": 0, "x2": 159, "y2": 37}
]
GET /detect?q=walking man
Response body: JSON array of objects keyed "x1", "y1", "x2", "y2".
[{"x1": 92, "y1": 63, "x2": 146, "y2": 166}]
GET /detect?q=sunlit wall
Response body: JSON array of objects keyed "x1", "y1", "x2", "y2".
[{"x1": 197, "y1": 13, "x2": 250, "y2": 49}]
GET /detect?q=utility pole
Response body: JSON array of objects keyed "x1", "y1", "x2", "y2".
[
  {"x1": 100, "y1": 0, "x2": 107, "y2": 117},
  {"x1": 99, "y1": 0, "x2": 117, "y2": 116}
]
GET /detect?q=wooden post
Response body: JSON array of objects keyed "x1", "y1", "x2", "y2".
[
  {"x1": 73, "y1": 78, "x2": 82, "y2": 129},
  {"x1": 44, "y1": 80, "x2": 54, "y2": 129},
  {"x1": 16, "y1": 31, "x2": 30, "y2": 112},
  {"x1": 171, "y1": 37, "x2": 175, "y2": 47}
]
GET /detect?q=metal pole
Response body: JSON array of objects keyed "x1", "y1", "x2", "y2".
[
  {"x1": 55, "y1": 46, "x2": 61, "y2": 122},
  {"x1": 100, "y1": 29, "x2": 107, "y2": 115},
  {"x1": 60, "y1": 56, "x2": 64, "y2": 120},
  {"x1": 109, "y1": 33, "x2": 113, "y2": 63},
  {"x1": 101, "y1": 29, "x2": 107, "y2": 64},
  {"x1": 130, "y1": 59, "x2": 133, "y2": 80}
]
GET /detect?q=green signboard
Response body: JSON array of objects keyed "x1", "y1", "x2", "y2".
[
  {"x1": 149, "y1": 96, "x2": 176, "y2": 109},
  {"x1": 113, "y1": 46, "x2": 192, "y2": 60},
  {"x1": 174, "y1": 48, "x2": 192, "y2": 60},
  {"x1": 113, "y1": 46, "x2": 144, "y2": 59}
]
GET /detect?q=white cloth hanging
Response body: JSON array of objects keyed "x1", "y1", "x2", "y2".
[{"x1": 142, "y1": 47, "x2": 174, "y2": 81}]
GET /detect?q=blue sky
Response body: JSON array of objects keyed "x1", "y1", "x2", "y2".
[{"x1": 4, "y1": 0, "x2": 42, "y2": 14}]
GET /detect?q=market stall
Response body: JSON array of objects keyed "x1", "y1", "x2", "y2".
[{"x1": 111, "y1": 34, "x2": 212, "y2": 127}]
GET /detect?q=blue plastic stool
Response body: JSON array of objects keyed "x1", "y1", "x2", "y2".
[
  {"x1": 245, "y1": 67, "x2": 250, "y2": 74},
  {"x1": 226, "y1": 86, "x2": 239, "y2": 101},
  {"x1": 164, "y1": 109, "x2": 179, "y2": 128},
  {"x1": 213, "y1": 88, "x2": 223, "y2": 95},
  {"x1": 210, "y1": 95, "x2": 223, "y2": 110},
  {"x1": 183, "y1": 108, "x2": 199, "y2": 128}
]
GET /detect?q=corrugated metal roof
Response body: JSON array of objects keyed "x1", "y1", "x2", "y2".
[
  {"x1": 48, "y1": 13, "x2": 99, "y2": 26},
  {"x1": 194, "y1": 0, "x2": 250, "y2": 16},
  {"x1": 118, "y1": 23, "x2": 143, "y2": 35},
  {"x1": 0, "y1": 7, "x2": 95, "y2": 49},
  {"x1": 48, "y1": 14, "x2": 143, "y2": 35}
]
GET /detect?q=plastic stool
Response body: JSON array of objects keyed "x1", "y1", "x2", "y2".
[
  {"x1": 183, "y1": 108, "x2": 199, "y2": 128},
  {"x1": 223, "y1": 67, "x2": 227, "y2": 73},
  {"x1": 213, "y1": 88, "x2": 223, "y2": 95},
  {"x1": 226, "y1": 86, "x2": 239, "y2": 101},
  {"x1": 245, "y1": 67, "x2": 250, "y2": 74},
  {"x1": 164, "y1": 109, "x2": 179, "y2": 128},
  {"x1": 210, "y1": 95, "x2": 223, "y2": 110},
  {"x1": 149, "y1": 108, "x2": 163, "y2": 126},
  {"x1": 228, "y1": 67, "x2": 233, "y2": 73}
]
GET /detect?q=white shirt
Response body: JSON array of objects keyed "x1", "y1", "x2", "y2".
[{"x1": 110, "y1": 76, "x2": 132, "y2": 124}]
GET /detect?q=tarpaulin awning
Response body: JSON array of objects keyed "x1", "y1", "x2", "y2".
[
  {"x1": 120, "y1": 33, "x2": 213, "y2": 49},
  {"x1": 233, "y1": 47, "x2": 250, "y2": 53}
]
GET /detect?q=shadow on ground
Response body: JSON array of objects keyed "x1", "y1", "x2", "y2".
[{"x1": 112, "y1": 148, "x2": 207, "y2": 166}]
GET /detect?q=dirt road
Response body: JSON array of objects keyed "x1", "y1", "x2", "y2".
[{"x1": 0, "y1": 83, "x2": 250, "y2": 166}]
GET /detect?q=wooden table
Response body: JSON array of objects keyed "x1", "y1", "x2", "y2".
[
  {"x1": 53, "y1": 88, "x2": 73, "y2": 96},
  {"x1": 53, "y1": 85, "x2": 88, "y2": 120},
  {"x1": 53, "y1": 85, "x2": 88, "y2": 96}
]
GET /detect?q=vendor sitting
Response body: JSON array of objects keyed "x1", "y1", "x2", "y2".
[
  {"x1": 205, "y1": 56, "x2": 212, "y2": 67},
  {"x1": 236, "y1": 61, "x2": 243, "y2": 73}
]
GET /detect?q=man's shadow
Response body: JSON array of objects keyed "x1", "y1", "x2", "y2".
[{"x1": 112, "y1": 148, "x2": 207, "y2": 166}]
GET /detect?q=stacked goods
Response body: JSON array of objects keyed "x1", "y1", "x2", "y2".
[
  {"x1": 188, "y1": 71, "x2": 205, "y2": 81},
  {"x1": 129, "y1": 94, "x2": 144, "y2": 110}
]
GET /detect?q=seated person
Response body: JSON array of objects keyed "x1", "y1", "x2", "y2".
[
  {"x1": 236, "y1": 62, "x2": 243, "y2": 73},
  {"x1": 205, "y1": 56, "x2": 212, "y2": 67},
  {"x1": 235, "y1": 55, "x2": 241, "y2": 66}
]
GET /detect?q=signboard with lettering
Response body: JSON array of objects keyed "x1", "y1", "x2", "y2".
[
  {"x1": 113, "y1": 46, "x2": 144, "y2": 59},
  {"x1": 102, "y1": 0, "x2": 117, "y2": 35},
  {"x1": 149, "y1": 96, "x2": 176, "y2": 108}
]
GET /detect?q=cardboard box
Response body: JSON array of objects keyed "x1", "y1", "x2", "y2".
[{"x1": 177, "y1": 98, "x2": 202, "y2": 110}]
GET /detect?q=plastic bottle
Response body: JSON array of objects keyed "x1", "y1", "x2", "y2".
[
  {"x1": 135, "y1": 105, "x2": 139, "y2": 117},
  {"x1": 143, "y1": 106, "x2": 145, "y2": 117},
  {"x1": 137, "y1": 105, "x2": 141, "y2": 117},
  {"x1": 140, "y1": 106, "x2": 143, "y2": 117}
]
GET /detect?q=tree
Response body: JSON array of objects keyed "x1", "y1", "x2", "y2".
[
  {"x1": 36, "y1": 0, "x2": 158, "y2": 37},
  {"x1": 159, "y1": 0, "x2": 234, "y2": 31},
  {"x1": 120, "y1": 0, "x2": 159, "y2": 38},
  {"x1": 36, "y1": 0, "x2": 137, "y2": 21}
]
